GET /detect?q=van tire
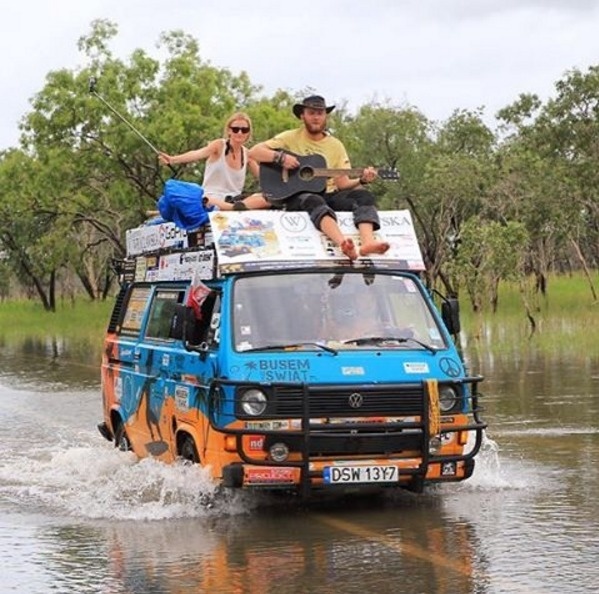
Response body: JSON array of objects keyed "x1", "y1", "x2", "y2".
[{"x1": 179, "y1": 435, "x2": 200, "y2": 464}]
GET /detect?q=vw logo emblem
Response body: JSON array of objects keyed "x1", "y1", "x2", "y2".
[{"x1": 348, "y1": 393, "x2": 363, "y2": 408}]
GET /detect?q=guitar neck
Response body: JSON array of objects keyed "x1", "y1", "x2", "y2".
[{"x1": 310, "y1": 167, "x2": 365, "y2": 178}]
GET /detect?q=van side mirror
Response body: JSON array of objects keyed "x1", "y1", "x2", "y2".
[
  {"x1": 171, "y1": 303, "x2": 212, "y2": 353},
  {"x1": 170, "y1": 303, "x2": 189, "y2": 340},
  {"x1": 441, "y1": 298, "x2": 461, "y2": 336}
]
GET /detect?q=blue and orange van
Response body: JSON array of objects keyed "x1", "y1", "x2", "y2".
[{"x1": 98, "y1": 210, "x2": 486, "y2": 497}]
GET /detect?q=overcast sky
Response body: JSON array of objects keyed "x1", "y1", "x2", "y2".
[{"x1": 2, "y1": 0, "x2": 599, "y2": 149}]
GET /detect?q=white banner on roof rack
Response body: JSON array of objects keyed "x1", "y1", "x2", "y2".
[
  {"x1": 209, "y1": 210, "x2": 425, "y2": 271},
  {"x1": 156, "y1": 250, "x2": 215, "y2": 281},
  {"x1": 126, "y1": 222, "x2": 188, "y2": 256},
  {"x1": 132, "y1": 250, "x2": 215, "y2": 282}
]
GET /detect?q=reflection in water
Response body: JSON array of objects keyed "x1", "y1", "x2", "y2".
[
  {"x1": 0, "y1": 335, "x2": 101, "y2": 389},
  {"x1": 30, "y1": 499, "x2": 488, "y2": 594},
  {"x1": 1, "y1": 331, "x2": 599, "y2": 593},
  {"x1": 458, "y1": 338, "x2": 599, "y2": 594}
]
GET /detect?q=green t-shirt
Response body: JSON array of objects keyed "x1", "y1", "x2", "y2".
[{"x1": 267, "y1": 128, "x2": 350, "y2": 193}]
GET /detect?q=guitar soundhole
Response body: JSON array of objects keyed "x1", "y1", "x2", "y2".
[{"x1": 298, "y1": 166, "x2": 315, "y2": 181}]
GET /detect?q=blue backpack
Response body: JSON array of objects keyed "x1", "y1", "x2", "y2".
[{"x1": 157, "y1": 179, "x2": 212, "y2": 230}]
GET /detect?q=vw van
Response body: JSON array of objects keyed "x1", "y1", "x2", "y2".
[{"x1": 98, "y1": 210, "x2": 486, "y2": 497}]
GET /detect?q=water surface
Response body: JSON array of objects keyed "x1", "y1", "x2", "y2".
[{"x1": 1, "y1": 335, "x2": 598, "y2": 593}]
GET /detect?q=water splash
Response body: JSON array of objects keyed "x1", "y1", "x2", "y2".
[
  {"x1": 0, "y1": 443, "x2": 259, "y2": 520},
  {"x1": 450, "y1": 430, "x2": 548, "y2": 492}
]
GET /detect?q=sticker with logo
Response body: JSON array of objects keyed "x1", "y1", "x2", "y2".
[
  {"x1": 245, "y1": 420, "x2": 290, "y2": 430},
  {"x1": 439, "y1": 357, "x2": 462, "y2": 377},
  {"x1": 342, "y1": 366, "x2": 365, "y2": 376},
  {"x1": 248, "y1": 436, "x2": 265, "y2": 451},
  {"x1": 403, "y1": 362, "x2": 429, "y2": 373},
  {"x1": 114, "y1": 376, "x2": 123, "y2": 402},
  {"x1": 244, "y1": 467, "x2": 296, "y2": 484},
  {"x1": 175, "y1": 385, "x2": 190, "y2": 412},
  {"x1": 256, "y1": 359, "x2": 311, "y2": 382}
]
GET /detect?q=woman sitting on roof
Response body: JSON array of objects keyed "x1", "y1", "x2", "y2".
[{"x1": 158, "y1": 112, "x2": 269, "y2": 211}]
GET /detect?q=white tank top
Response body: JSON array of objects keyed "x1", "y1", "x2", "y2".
[{"x1": 202, "y1": 140, "x2": 247, "y2": 199}]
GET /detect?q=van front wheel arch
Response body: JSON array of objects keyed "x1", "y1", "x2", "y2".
[{"x1": 178, "y1": 433, "x2": 200, "y2": 464}]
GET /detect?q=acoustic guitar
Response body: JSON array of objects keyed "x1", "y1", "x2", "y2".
[{"x1": 259, "y1": 153, "x2": 399, "y2": 201}]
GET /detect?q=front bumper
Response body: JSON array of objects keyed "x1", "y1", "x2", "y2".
[
  {"x1": 211, "y1": 377, "x2": 486, "y2": 497},
  {"x1": 222, "y1": 456, "x2": 476, "y2": 492}
]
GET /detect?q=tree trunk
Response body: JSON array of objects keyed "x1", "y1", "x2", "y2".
[
  {"x1": 48, "y1": 270, "x2": 56, "y2": 312},
  {"x1": 569, "y1": 236, "x2": 598, "y2": 302}
]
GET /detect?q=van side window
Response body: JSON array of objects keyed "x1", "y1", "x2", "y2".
[
  {"x1": 146, "y1": 289, "x2": 185, "y2": 340},
  {"x1": 120, "y1": 286, "x2": 152, "y2": 337}
]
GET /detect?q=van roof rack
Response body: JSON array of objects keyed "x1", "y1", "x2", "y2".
[{"x1": 123, "y1": 210, "x2": 425, "y2": 283}]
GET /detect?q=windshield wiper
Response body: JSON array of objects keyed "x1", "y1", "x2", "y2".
[
  {"x1": 341, "y1": 335, "x2": 438, "y2": 354},
  {"x1": 240, "y1": 342, "x2": 338, "y2": 355}
]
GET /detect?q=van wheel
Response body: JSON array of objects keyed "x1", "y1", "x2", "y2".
[
  {"x1": 114, "y1": 422, "x2": 132, "y2": 452},
  {"x1": 179, "y1": 435, "x2": 200, "y2": 464}
]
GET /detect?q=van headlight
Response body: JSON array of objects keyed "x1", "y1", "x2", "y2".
[
  {"x1": 439, "y1": 385, "x2": 459, "y2": 413},
  {"x1": 240, "y1": 389, "x2": 268, "y2": 416}
]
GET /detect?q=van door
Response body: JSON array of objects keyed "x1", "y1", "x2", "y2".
[
  {"x1": 109, "y1": 282, "x2": 221, "y2": 463},
  {"x1": 135, "y1": 285, "x2": 188, "y2": 459}
]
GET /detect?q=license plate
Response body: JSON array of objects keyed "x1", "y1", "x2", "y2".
[{"x1": 323, "y1": 465, "x2": 399, "y2": 484}]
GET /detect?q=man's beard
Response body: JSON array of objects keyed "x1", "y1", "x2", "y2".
[{"x1": 304, "y1": 120, "x2": 326, "y2": 135}]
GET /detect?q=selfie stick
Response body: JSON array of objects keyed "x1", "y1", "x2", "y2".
[{"x1": 88, "y1": 76, "x2": 163, "y2": 155}]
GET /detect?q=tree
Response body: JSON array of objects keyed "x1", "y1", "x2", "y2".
[
  {"x1": 448, "y1": 217, "x2": 529, "y2": 314},
  {"x1": 2, "y1": 19, "x2": 598, "y2": 313},
  {"x1": 409, "y1": 109, "x2": 497, "y2": 294},
  {"x1": 334, "y1": 100, "x2": 435, "y2": 210},
  {"x1": 496, "y1": 66, "x2": 599, "y2": 302},
  {"x1": 3, "y1": 19, "x2": 268, "y2": 305},
  {"x1": 0, "y1": 150, "x2": 72, "y2": 310}
]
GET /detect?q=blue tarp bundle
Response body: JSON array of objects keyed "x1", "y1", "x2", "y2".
[{"x1": 157, "y1": 179, "x2": 212, "y2": 230}]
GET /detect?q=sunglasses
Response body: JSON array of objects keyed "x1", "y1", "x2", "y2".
[{"x1": 230, "y1": 126, "x2": 250, "y2": 134}]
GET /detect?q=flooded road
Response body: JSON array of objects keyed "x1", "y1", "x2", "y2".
[{"x1": 1, "y1": 337, "x2": 598, "y2": 593}]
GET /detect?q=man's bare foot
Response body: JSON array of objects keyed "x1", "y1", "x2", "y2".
[
  {"x1": 340, "y1": 238, "x2": 358, "y2": 260},
  {"x1": 359, "y1": 240, "x2": 390, "y2": 256}
]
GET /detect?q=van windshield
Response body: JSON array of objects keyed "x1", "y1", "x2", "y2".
[{"x1": 232, "y1": 272, "x2": 447, "y2": 352}]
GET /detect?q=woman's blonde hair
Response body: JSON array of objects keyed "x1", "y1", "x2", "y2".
[{"x1": 223, "y1": 112, "x2": 253, "y2": 140}]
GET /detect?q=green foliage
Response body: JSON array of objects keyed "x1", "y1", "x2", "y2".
[
  {"x1": 334, "y1": 100, "x2": 435, "y2": 209},
  {"x1": 448, "y1": 217, "x2": 529, "y2": 311},
  {"x1": 0, "y1": 298, "x2": 112, "y2": 339},
  {"x1": 437, "y1": 108, "x2": 496, "y2": 156},
  {"x1": 0, "y1": 20, "x2": 598, "y2": 316},
  {"x1": 0, "y1": 20, "x2": 269, "y2": 306},
  {"x1": 495, "y1": 67, "x2": 599, "y2": 297},
  {"x1": 461, "y1": 272, "x2": 599, "y2": 358}
]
